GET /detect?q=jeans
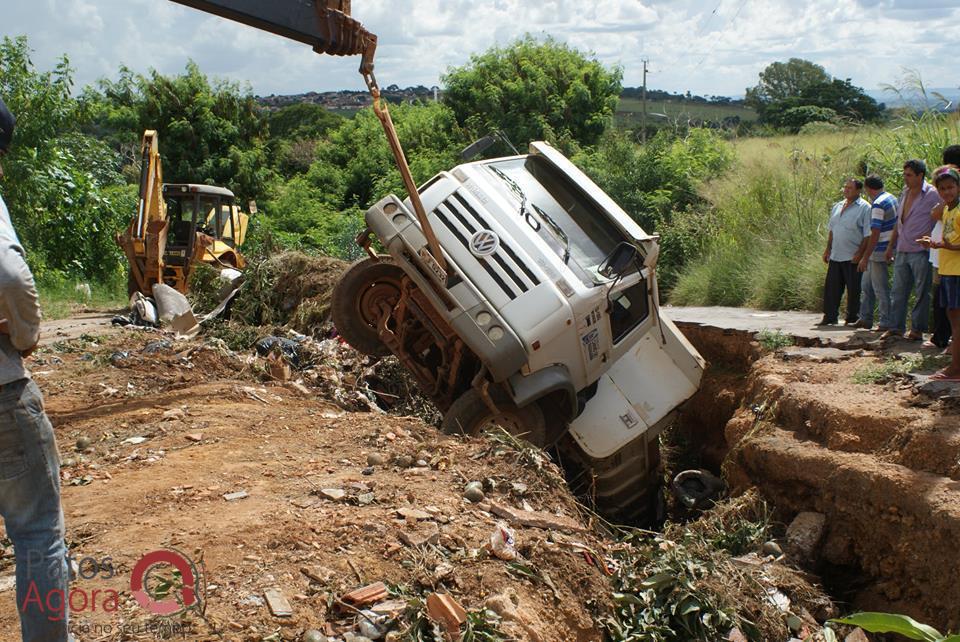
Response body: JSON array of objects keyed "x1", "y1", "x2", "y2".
[
  {"x1": 822, "y1": 260, "x2": 862, "y2": 323},
  {"x1": 890, "y1": 251, "x2": 932, "y2": 333},
  {"x1": 0, "y1": 379, "x2": 69, "y2": 642},
  {"x1": 859, "y1": 259, "x2": 892, "y2": 328}
]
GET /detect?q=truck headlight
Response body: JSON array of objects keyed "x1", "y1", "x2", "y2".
[
  {"x1": 476, "y1": 312, "x2": 491, "y2": 326},
  {"x1": 488, "y1": 326, "x2": 504, "y2": 341},
  {"x1": 392, "y1": 213, "x2": 409, "y2": 227}
]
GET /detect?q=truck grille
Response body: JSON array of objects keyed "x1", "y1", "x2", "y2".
[{"x1": 432, "y1": 191, "x2": 540, "y2": 300}]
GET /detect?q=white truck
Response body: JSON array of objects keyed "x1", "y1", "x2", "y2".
[
  {"x1": 167, "y1": 0, "x2": 705, "y2": 523},
  {"x1": 332, "y1": 141, "x2": 705, "y2": 523}
]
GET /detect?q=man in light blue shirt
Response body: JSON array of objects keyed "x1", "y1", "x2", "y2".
[
  {"x1": 819, "y1": 178, "x2": 872, "y2": 325},
  {"x1": 0, "y1": 96, "x2": 71, "y2": 642}
]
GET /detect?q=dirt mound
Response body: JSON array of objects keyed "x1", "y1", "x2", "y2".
[{"x1": 232, "y1": 252, "x2": 349, "y2": 335}]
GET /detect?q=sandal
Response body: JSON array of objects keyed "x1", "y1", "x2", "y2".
[
  {"x1": 930, "y1": 370, "x2": 960, "y2": 382},
  {"x1": 905, "y1": 331, "x2": 923, "y2": 341}
]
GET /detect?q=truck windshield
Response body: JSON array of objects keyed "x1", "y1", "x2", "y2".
[{"x1": 485, "y1": 156, "x2": 628, "y2": 273}]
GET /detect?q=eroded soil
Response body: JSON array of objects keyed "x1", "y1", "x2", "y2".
[{"x1": 0, "y1": 331, "x2": 613, "y2": 641}]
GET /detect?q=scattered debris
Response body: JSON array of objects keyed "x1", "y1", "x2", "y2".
[
  {"x1": 487, "y1": 524, "x2": 518, "y2": 561},
  {"x1": 425, "y1": 593, "x2": 467, "y2": 640},
  {"x1": 223, "y1": 490, "x2": 249, "y2": 502},
  {"x1": 487, "y1": 501, "x2": 585, "y2": 533},
  {"x1": 342, "y1": 582, "x2": 389, "y2": 607},
  {"x1": 463, "y1": 481, "x2": 485, "y2": 503},
  {"x1": 399, "y1": 521, "x2": 440, "y2": 548},
  {"x1": 263, "y1": 588, "x2": 292, "y2": 617}
]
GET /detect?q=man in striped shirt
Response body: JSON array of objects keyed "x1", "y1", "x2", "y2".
[{"x1": 857, "y1": 175, "x2": 899, "y2": 330}]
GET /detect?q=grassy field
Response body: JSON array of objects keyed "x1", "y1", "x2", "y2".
[
  {"x1": 616, "y1": 96, "x2": 757, "y2": 128},
  {"x1": 37, "y1": 278, "x2": 127, "y2": 320},
  {"x1": 669, "y1": 112, "x2": 960, "y2": 310}
]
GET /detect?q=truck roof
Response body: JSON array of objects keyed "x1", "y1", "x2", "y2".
[{"x1": 163, "y1": 183, "x2": 236, "y2": 199}]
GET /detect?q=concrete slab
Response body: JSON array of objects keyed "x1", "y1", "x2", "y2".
[{"x1": 662, "y1": 305, "x2": 879, "y2": 347}]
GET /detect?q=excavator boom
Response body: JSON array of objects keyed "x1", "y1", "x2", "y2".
[{"x1": 168, "y1": 0, "x2": 376, "y2": 71}]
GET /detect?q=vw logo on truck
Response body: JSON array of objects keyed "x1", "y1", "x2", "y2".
[{"x1": 470, "y1": 230, "x2": 500, "y2": 257}]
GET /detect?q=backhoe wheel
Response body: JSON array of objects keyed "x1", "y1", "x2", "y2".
[
  {"x1": 331, "y1": 256, "x2": 404, "y2": 357},
  {"x1": 441, "y1": 387, "x2": 546, "y2": 447}
]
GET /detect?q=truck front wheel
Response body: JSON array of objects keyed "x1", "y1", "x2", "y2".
[
  {"x1": 441, "y1": 388, "x2": 546, "y2": 447},
  {"x1": 331, "y1": 256, "x2": 403, "y2": 357}
]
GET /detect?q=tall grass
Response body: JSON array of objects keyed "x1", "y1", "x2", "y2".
[{"x1": 670, "y1": 113, "x2": 960, "y2": 310}]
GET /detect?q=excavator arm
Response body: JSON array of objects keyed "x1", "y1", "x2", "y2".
[
  {"x1": 118, "y1": 129, "x2": 169, "y2": 296},
  {"x1": 168, "y1": 0, "x2": 446, "y2": 274},
  {"x1": 169, "y1": 0, "x2": 377, "y2": 73}
]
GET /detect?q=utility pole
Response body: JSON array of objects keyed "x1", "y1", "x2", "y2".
[{"x1": 641, "y1": 58, "x2": 649, "y2": 144}]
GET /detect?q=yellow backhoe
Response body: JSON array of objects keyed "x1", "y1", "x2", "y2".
[{"x1": 117, "y1": 129, "x2": 250, "y2": 297}]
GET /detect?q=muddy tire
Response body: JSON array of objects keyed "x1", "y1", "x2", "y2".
[
  {"x1": 558, "y1": 434, "x2": 663, "y2": 526},
  {"x1": 331, "y1": 256, "x2": 404, "y2": 357},
  {"x1": 441, "y1": 388, "x2": 546, "y2": 447}
]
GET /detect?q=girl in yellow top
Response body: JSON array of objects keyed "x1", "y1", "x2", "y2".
[{"x1": 927, "y1": 166, "x2": 960, "y2": 380}]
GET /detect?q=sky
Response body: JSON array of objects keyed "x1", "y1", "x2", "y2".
[{"x1": 4, "y1": 0, "x2": 960, "y2": 99}]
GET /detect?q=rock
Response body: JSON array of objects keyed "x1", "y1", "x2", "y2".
[
  {"x1": 302, "y1": 631, "x2": 328, "y2": 642},
  {"x1": 784, "y1": 511, "x2": 827, "y2": 565},
  {"x1": 367, "y1": 452, "x2": 385, "y2": 466},
  {"x1": 761, "y1": 540, "x2": 783, "y2": 558},
  {"x1": 396, "y1": 507, "x2": 432, "y2": 521},
  {"x1": 913, "y1": 374, "x2": 960, "y2": 399},
  {"x1": 185, "y1": 433, "x2": 203, "y2": 442},
  {"x1": 223, "y1": 490, "x2": 249, "y2": 501},
  {"x1": 75, "y1": 436, "x2": 91, "y2": 451},
  {"x1": 399, "y1": 521, "x2": 440, "y2": 548},
  {"x1": 344, "y1": 636, "x2": 373, "y2": 642},
  {"x1": 780, "y1": 346, "x2": 853, "y2": 363},
  {"x1": 109, "y1": 351, "x2": 129, "y2": 365},
  {"x1": 464, "y1": 481, "x2": 485, "y2": 503},
  {"x1": 357, "y1": 492, "x2": 375, "y2": 505},
  {"x1": 415, "y1": 449, "x2": 431, "y2": 463},
  {"x1": 396, "y1": 455, "x2": 413, "y2": 468},
  {"x1": 727, "y1": 628, "x2": 748, "y2": 642},
  {"x1": 162, "y1": 408, "x2": 186, "y2": 421},
  {"x1": 61, "y1": 458, "x2": 76, "y2": 468},
  {"x1": 362, "y1": 466, "x2": 375, "y2": 476},
  {"x1": 123, "y1": 436, "x2": 148, "y2": 445},
  {"x1": 845, "y1": 628, "x2": 870, "y2": 642},
  {"x1": 415, "y1": 459, "x2": 429, "y2": 467},
  {"x1": 487, "y1": 502, "x2": 586, "y2": 533},
  {"x1": 319, "y1": 488, "x2": 346, "y2": 501}
]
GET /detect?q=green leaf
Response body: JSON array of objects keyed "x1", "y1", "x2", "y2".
[
  {"x1": 939, "y1": 636, "x2": 960, "y2": 642},
  {"x1": 830, "y1": 613, "x2": 942, "y2": 641},
  {"x1": 640, "y1": 572, "x2": 675, "y2": 590}
]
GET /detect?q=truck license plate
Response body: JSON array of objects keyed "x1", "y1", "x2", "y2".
[{"x1": 418, "y1": 247, "x2": 447, "y2": 282}]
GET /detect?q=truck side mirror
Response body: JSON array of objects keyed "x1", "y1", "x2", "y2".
[
  {"x1": 460, "y1": 136, "x2": 496, "y2": 161},
  {"x1": 599, "y1": 242, "x2": 638, "y2": 278}
]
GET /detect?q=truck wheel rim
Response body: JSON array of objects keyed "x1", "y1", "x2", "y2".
[{"x1": 357, "y1": 279, "x2": 400, "y2": 327}]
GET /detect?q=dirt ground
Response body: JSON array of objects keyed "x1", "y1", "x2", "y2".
[{"x1": 2, "y1": 329, "x2": 613, "y2": 641}]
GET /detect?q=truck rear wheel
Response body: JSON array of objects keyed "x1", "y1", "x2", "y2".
[
  {"x1": 331, "y1": 256, "x2": 403, "y2": 357},
  {"x1": 441, "y1": 388, "x2": 546, "y2": 447}
]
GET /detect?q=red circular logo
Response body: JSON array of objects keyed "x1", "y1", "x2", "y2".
[{"x1": 130, "y1": 549, "x2": 204, "y2": 616}]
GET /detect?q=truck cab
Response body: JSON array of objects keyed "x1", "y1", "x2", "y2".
[{"x1": 334, "y1": 141, "x2": 705, "y2": 522}]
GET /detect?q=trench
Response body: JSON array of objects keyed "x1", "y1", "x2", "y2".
[{"x1": 670, "y1": 321, "x2": 960, "y2": 635}]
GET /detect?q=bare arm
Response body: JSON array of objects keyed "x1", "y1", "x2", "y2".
[{"x1": 823, "y1": 231, "x2": 833, "y2": 263}]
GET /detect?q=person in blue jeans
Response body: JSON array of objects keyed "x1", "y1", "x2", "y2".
[
  {"x1": 857, "y1": 175, "x2": 898, "y2": 330},
  {"x1": 883, "y1": 159, "x2": 943, "y2": 340},
  {"x1": 0, "y1": 97, "x2": 71, "y2": 641}
]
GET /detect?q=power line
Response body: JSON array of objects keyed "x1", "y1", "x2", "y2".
[{"x1": 695, "y1": 0, "x2": 748, "y2": 68}]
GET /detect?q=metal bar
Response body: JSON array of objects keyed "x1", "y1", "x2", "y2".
[{"x1": 169, "y1": 0, "x2": 328, "y2": 47}]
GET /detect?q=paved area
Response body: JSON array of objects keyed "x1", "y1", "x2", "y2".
[{"x1": 662, "y1": 305, "x2": 873, "y2": 346}]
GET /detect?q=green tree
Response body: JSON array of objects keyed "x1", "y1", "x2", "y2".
[
  {"x1": 0, "y1": 35, "x2": 132, "y2": 280},
  {"x1": 746, "y1": 58, "x2": 881, "y2": 128},
  {"x1": 83, "y1": 62, "x2": 273, "y2": 202},
  {"x1": 442, "y1": 36, "x2": 622, "y2": 151}
]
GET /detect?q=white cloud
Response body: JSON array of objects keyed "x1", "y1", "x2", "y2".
[{"x1": 2, "y1": 0, "x2": 958, "y2": 98}]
